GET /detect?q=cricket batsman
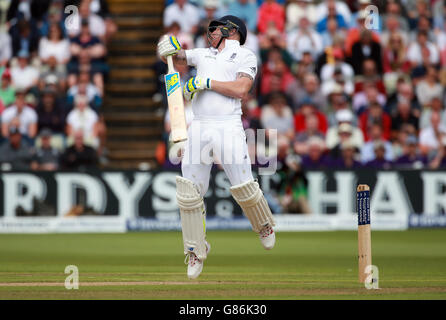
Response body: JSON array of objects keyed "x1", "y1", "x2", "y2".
[{"x1": 157, "y1": 15, "x2": 276, "y2": 279}]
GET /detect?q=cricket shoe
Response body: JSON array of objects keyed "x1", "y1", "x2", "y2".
[
  {"x1": 259, "y1": 224, "x2": 275, "y2": 250},
  {"x1": 185, "y1": 241, "x2": 211, "y2": 279}
]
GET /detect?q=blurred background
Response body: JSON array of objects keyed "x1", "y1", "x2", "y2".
[{"x1": 0, "y1": 0, "x2": 445, "y2": 232}]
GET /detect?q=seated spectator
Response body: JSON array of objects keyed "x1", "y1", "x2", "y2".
[
  {"x1": 38, "y1": 56, "x2": 67, "y2": 93},
  {"x1": 324, "y1": 85, "x2": 351, "y2": 125},
  {"x1": 429, "y1": 136, "x2": 446, "y2": 169},
  {"x1": 258, "y1": 21, "x2": 288, "y2": 53},
  {"x1": 320, "y1": 48, "x2": 354, "y2": 96},
  {"x1": 10, "y1": 50, "x2": 39, "y2": 93},
  {"x1": 328, "y1": 124, "x2": 362, "y2": 161},
  {"x1": 415, "y1": 65, "x2": 444, "y2": 108},
  {"x1": 380, "y1": 14, "x2": 410, "y2": 47},
  {"x1": 60, "y1": 129, "x2": 98, "y2": 169},
  {"x1": 353, "y1": 59, "x2": 387, "y2": 95},
  {"x1": 419, "y1": 111, "x2": 446, "y2": 156},
  {"x1": 294, "y1": 113, "x2": 325, "y2": 156},
  {"x1": 0, "y1": 125, "x2": 35, "y2": 170},
  {"x1": 353, "y1": 80, "x2": 387, "y2": 115},
  {"x1": 198, "y1": 0, "x2": 224, "y2": 31},
  {"x1": 87, "y1": 0, "x2": 118, "y2": 42},
  {"x1": 365, "y1": 141, "x2": 393, "y2": 169},
  {"x1": 68, "y1": 0, "x2": 106, "y2": 42},
  {"x1": 382, "y1": 31, "x2": 411, "y2": 75},
  {"x1": 38, "y1": 23, "x2": 71, "y2": 67},
  {"x1": 315, "y1": 0, "x2": 352, "y2": 26},
  {"x1": 68, "y1": 20, "x2": 107, "y2": 93},
  {"x1": 163, "y1": 0, "x2": 200, "y2": 34},
  {"x1": 1, "y1": 90, "x2": 38, "y2": 142},
  {"x1": 286, "y1": 73, "x2": 327, "y2": 113},
  {"x1": 344, "y1": 10, "x2": 380, "y2": 57},
  {"x1": 67, "y1": 70, "x2": 102, "y2": 111},
  {"x1": 407, "y1": 0, "x2": 433, "y2": 31},
  {"x1": 36, "y1": 86, "x2": 66, "y2": 136},
  {"x1": 257, "y1": 0, "x2": 285, "y2": 35},
  {"x1": 9, "y1": 18, "x2": 39, "y2": 57},
  {"x1": 301, "y1": 136, "x2": 330, "y2": 169},
  {"x1": 260, "y1": 92, "x2": 294, "y2": 141},
  {"x1": 286, "y1": 16, "x2": 323, "y2": 62},
  {"x1": 385, "y1": 80, "x2": 421, "y2": 116},
  {"x1": 259, "y1": 54, "x2": 295, "y2": 98},
  {"x1": 407, "y1": 31, "x2": 440, "y2": 68},
  {"x1": 320, "y1": 16, "x2": 346, "y2": 48},
  {"x1": 316, "y1": 0, "x2": 348, "y2": 33},
  {"x1": 380, "y1": 1, "x2": 410, "y2": 33},
  {"x1": 359, "y1": 102, "x2": 392, "y2": 141},
  {"x1": 227, "y1": 0, "x2": 258, "y2": 32},
  {"x1": 419, "y1": 97, "x2": 446, "y2": 129},
  {"x1": 350, "y1": 29, "x2": 383, "y2": 75},
  {"x1": 360, "y1": 123, "x2": 394, "y2": 163},
  {"x1": 66, "y1": 95, "x2": 99, "y2": 148},
  {"x1": 286, "y1": 0, "x2": 318, "y2": 31},
  {"x1": 31, "y1": 128, "x2": 61, "y2": 171},
  {"x1": 294, "y1": 101, "x2": 328, "y2": 135},
  {"x1": 326, "y1": 109, "x2": 363, "y2": 150},
  {"x1": 334, "y1": 140, "x2": 362, "y2": 169},
  {"x1": 391, "y1": 99, "x2": 419, "y2": 140},
  {"x1": 0, "y1": 28, "x2": 12, "y2": 67},
  {"x1": 394, "y1": 135, "x2": 427, "y2": 169},
  {"x1": 0, "y1": 69, "x2": 16, "y2": 107}
]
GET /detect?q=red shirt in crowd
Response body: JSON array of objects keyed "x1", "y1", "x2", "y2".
[{"x1": 257, "y1": 1, "x2": 285, "y2": 34}]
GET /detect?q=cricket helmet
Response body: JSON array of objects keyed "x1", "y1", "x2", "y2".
[{"x1": 208, "y1": 15, "x2": 247, "y2": 45}]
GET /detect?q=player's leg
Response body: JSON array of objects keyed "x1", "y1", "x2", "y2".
[
  {"x1": 177, "y1": 122, "x2": 212, "y2": 279},
  {"x1": 218, "y1": 121, "x2": 276, "y2": 250}
]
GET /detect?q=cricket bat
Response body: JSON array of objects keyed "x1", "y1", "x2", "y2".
[{"x1": 165, "y1": 55, "x2": 188, "y2": 143}]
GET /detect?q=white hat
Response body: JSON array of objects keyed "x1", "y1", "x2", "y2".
[{"x1": 335, "y1": 109, "x2": 354, "y2": 123}]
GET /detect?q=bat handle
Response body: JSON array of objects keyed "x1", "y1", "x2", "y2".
[{"x1": 166, "y1": 55, "x2": 175, "y2": 73}]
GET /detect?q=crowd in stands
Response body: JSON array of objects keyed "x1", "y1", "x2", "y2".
[
  {"x1": 157, "y1": 0, "x2": 446, "y2": 213},
  {"x1": 0, "y1": 0, "x2": 116, "y2": 171}
]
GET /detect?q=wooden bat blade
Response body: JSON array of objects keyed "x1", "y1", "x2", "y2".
[{"x1": 165, "y1": 71, "x2": 188, "y2": 143}]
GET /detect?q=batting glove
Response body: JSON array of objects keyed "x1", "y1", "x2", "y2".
[
  {"x1": 183, "y1": 76, "x2": 211, "y2": 100},
  {"x1": 157, "y1": 35, "x2": 182, "y2": 57}
]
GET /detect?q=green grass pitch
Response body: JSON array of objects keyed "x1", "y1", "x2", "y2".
[{"x1": 0, "y1": 230, "x2": 445, "y2": 299}]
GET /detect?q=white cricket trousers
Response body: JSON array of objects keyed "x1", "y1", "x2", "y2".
[{"x1": 181, "y1": 115, "x2": 254, "y2": 197}]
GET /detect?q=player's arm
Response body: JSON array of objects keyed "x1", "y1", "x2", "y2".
[{"x1": 210, "y1": 72, "x2": 254, "y2": 100}]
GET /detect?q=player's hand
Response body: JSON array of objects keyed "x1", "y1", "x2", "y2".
[
  {"x1": 157, "y1": 35, "x2": 182, "y2": 57},
  {"x1": 184, "y1": 76, "x2": 211, "y2": 96}
]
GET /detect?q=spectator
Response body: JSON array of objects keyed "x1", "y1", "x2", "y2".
[
  {"x1": 334, "y1": 139, "x2": 361, "y2": 169},
  {"x1": 38, "y1": 22, "x2": 71, "y2": 67},
  {"x1": 294, "y1": 113, "x2": 325, "y2": 156},
  {"x1": 419, "y1": 111, "x2": 446, "y2": 156},
  {"x1": 415, "y1": 65, "x2": 444, "y2": 108},
  {"x1": 0, "y1": 69, "x2": 16, "y2": 107},
  {"x1": 286, "y1": 16, "x2": 323, "y2": 62},
  {"x1": 326, "y1": 109, "x2": 363, "y2": 151},
  {"x1": 315, "y1": 0, "x2": 351, "y2": 26},
  {"x1": 257, "y1": 0, "x2": 285, "y2": 35},
  {"x1": 353, "y1": 80, "x2": 387, "y2": 115},
  {"x1": 385, "y1": 80, "x2": 421, "y2": 116},
  {"x1": 380, "y1": 15, "x2": 410, "y2": 48},
  {"x1": 350, "y1": 29, "x2": 383, "y2": 75},
  {"x1": 260, "y1": 92, "x2": 294, "y2": 141},
  {"x1": 0, "y1": 125, "x2": 35, "y2": 170},
  {"x1": 380, "y1": 1, "x2": 410, "y2": 34},
  {"x1": 419, "y1": 97, "x2": 446, "y2": 129},
  {"x1": 320, "y1": 48, "x2": 354, "y2": 96},
  {"x1": 407, "y1": 30, "x2": 440, "y2": 68},
  {"x1": 360, "y1": 123, "x2": 394, "y2": 163},
  {"x1": 38, "y1": 56, "x2": 67, "y2": 93},
  {"x1": 320, "y1": 16, "x2": 346, "y2": 48},
  {"x1": 226, "y1": 0, "x2": 258, "y2": 32},
  {"x1": 365, "y1": 141, "x2": 393, "y2": 169},
  {"x1": 31, "y1": 128, "x2": 60, "y2": 171},
  {"x1": 301, "y1": 136, "x2": 329, "y2": 169},
  {"x1": 87, "y1": 0, "x2": 118, "y2": 42},
  {"x1": 294, "y1": 101, "x2": 328, "y2": 135},
  {"x1": 36, "y1": 86, "x2": 66, "y2": 137},
  {"x1": 60, "y1": 129, "x2": 98, "y2": 169},
  {"x1": 10, "y1": 50, "x2": 39, "y2": 93},
  {"x1": 9, "y1": 18, "x2": 39, "y2": 57},
  {"x1": 0, "y1": 28, "x2": 12, "y2": 67},
  {"x1": 324, "y1": 85, "x2": 351, "y2": 125},
  {"x1": 68, "y1": 0, "x2": 106, "y2": 41},
  {"x1": 66, "y1": 94, "x2": 99, "y2": 148},
  {"x1": 286, "y1": 0, "x2": 317, "y2": 31},
  {"x1": 1, "y1": 90, "x2": 38, "y2": 141},
  {"x1": 286, "y1": 73, "x2": 327, "y2": 113},
  {"x1": 315, "y1": 0, "x2": 348, "y2": 33},
  {"x1": 259, "y1": 53, "x2": 295, "y2": 98},
  {"x1": 394, "y1": 135, "x2": 427, "y2": 169},
  {"x1": 344, "y1": 9, "x2": 380, "y2": 57},
  {"x1": 382, "y1": 31, "x2": 411, "y2": 75},
  {"x1": 429, "y1": 136, "x2": 446, "y2": 168},
  {"x1": 67, "y1": 70, "x2": 102, "y2": 110},
  {"x1": 359, "y1": 102, "x2": 392, "y2": 142},
  {"x1": 391, "y1": 99, "x2": 419, "y2": 140},
  {"x1": 163, "y1": 0, "x2": 200, "y2": 34}
]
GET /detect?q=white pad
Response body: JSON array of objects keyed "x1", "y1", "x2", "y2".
[
  {"x1": 176, "y1": 176, "x2": 207, "y2": 260},
  {"x1": 230, "y1": 180, "x2": 275, "y2": 233}
]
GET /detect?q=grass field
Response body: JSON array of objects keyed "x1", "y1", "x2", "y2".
[{"x1": 0, "y1": 230, "x2": 446, "y2": 300}]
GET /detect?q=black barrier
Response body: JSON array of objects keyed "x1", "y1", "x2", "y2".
[{"x1": 0, "y1": 169, "x2": 445, "y2": 218}]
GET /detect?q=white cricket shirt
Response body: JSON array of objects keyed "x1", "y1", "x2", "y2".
[{"x1": 185, "y1": 40, "x2": 257, "y2": 118}]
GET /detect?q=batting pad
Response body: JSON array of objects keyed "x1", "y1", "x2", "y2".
[
  {"x1": 230, "y1": 180, "x2": 275, "y2": 233},
  {"x1": 176, "y1": 176, "x2": 207, "y2": 260}
]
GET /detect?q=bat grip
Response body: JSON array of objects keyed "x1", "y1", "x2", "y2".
[{"x1": 167, "y1": 55, "x2": 175, "y2": 73}]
